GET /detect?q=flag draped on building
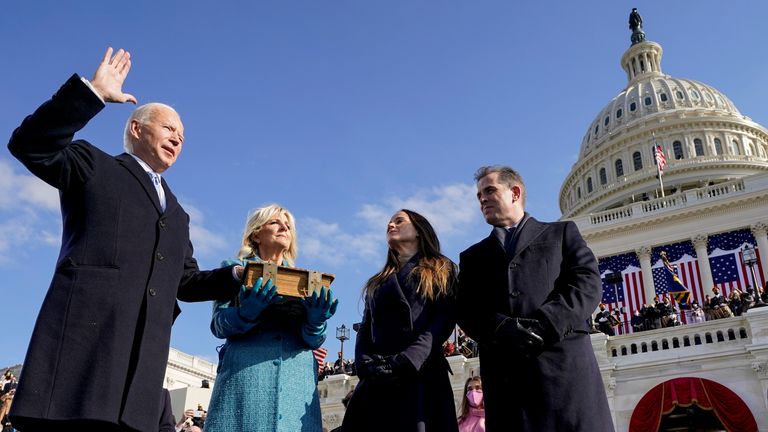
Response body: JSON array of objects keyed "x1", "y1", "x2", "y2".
[
  {"x1": 597, "y1": 228, "x2": 765, "y2": 334},
  {"x1": 599, "y1": 252, "x2": 645, "y2": 333},
  {"x1": 708, "y1": 229, "x2": 766, "y2": 297}
]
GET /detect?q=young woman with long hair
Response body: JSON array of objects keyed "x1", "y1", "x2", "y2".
[{"x1": 340, "y1": 209, "x2": 458, "y2": 432}]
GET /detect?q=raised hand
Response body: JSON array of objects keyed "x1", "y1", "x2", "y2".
[{"x1": 90, "y1": 47, "x2": 137, "y2": 104}]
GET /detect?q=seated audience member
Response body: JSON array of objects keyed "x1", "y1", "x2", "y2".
[
  {"x1": 595, "y1": 304, "x2": 615, "y2": 336},
  {"x1": 630, "y1": 310, "x2": 645, "y2": 332},
  {"x1": 690, "y1": 301, "x2": 705, "y2": 324},
  {"x1": 729, "y1": 290, "x2": 744, "y2": 316}
]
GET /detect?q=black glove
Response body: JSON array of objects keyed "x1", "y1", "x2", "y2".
[
  {"x1": 361, "y1": 354, "x2": 411, "y2": 382},
  {"x1": 496, "y1": 318, "x2": 546, "y2": 358}
]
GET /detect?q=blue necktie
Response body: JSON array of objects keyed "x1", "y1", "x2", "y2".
[
  {"x1": 148, "y1": 171, "x2": 166, "y2": 211},
  {"x1": 504, "y1": 227, "x2": 516, "y2": 255}
]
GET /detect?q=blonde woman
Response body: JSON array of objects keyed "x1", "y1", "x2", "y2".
[{"x1": 205, "y1": 205, "x2": 338, "y2": 432}]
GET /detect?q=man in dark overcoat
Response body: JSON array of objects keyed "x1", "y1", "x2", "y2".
[
  {"x1": 7, "y1": 48, "x2": 241, "y2": 432},
  {"x1": 457, "y1": 165, "x2": 614, "y2": 431}
]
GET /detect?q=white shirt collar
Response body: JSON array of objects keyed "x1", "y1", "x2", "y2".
[{"x1": 129, "y1": 153, "x2": 161, "y2": 178}]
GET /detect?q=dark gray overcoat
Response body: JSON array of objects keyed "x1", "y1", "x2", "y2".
[
  {"x1": 341, "y1": 255, "x2": 458, "y2": 432},
  {"x1": 457, "y1": 215, "x2": 614, "y2": 431},
  {"x1": 7, "y1": 75, "x2": 240, "y2": 432}
]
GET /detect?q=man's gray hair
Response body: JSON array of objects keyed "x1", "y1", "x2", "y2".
[
  {"x1": 474, "y1": 165, "x2": 526, "y2": 204},
  {"x1": 123, "y1": 103, "x2": 178, "y2": 153}
]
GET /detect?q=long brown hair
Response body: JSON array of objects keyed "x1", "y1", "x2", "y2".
[
  {"x1": 458, "y1": 376, "x2": 483, "y2": 422},
  {"x1": 364, "y1": 209, "x2": 454, "y2": 301}
]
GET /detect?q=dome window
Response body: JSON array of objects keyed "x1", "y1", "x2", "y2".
[
  {"x1": 676, "y1": 90, "x2": 684, "y2": 100},
  {"x1": 633, "y1": 151, "x2": 643, "y2": 171},
  {"x1": 616, "y1": 108, "x2": 623, "y2": 119},
  {"x1": 587, "y1": 177, "x2": 593, "y2": 193},
  {"x1": 615, "y1": 159, "x2": 624, "y2": 177},
  {"x1": 731, "y1": 140, "x2": 741, "y2": 155},
  {"x1": 577, "y1": 186, "x2": 582, "y2": 199},
  {"x1": 714, "y1": 138, "x2": 723, "y2": 155},
  {"x1": 660, "y1": 93, "x2": 668, "y2": 102},
  {"x1": 673, "y1": 141, "x2": 684, "y2": 160},
  {"x1": 630, "y1": 102, "x2": 637, "y2": 111},
  {"x1": 594, "y1": 124, "x2": 599, "y2": 136},
  {"x1": 599, "y1": 168, "x2": 607, "y2": 185},
  {"x1": 604, "y1": 116, "x2": 610, "y2": 126},
  {"x1": 691, "y1": 90, "x2": 700, "y2": 100},
  {"x1": 644, "y1": 97, "x2": 652, "y2": 106},
  {"x1": 694, "y1": 138, "x2": 704, "y2": 156}
]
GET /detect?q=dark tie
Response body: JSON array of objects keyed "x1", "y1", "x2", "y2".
[{"x1": 504, "y1": 227, "x2": 517, "y2": 255}]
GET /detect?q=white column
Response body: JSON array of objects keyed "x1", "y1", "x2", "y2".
[
  {"x1": 752, "y1": 222, "x2": 768, "y2": 284},
  {"x1": 692, "y1": 234, "x2": 715, "y2": 296},
  {"x1": 636, "y1": 246, "x2": 656, "y2": 303}
]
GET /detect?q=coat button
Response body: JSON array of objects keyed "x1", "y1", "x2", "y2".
[
  {"x1": 510, "y1": 291, "x2": 520, "y2": 298},
  {"x1": 159, "y1": 220, "x2": 167, "y2": 229},
  {"x1": 149, "y1": 288, "x2": 157, "y2": 296},
  {"x1": 509, "y1": 263, "x2": 518, "y2": 270},
  {"x1": 156, "y1": 252, "x2": 164, "y2": 261}
]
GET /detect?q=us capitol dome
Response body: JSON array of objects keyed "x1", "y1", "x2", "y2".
[{"x1": 560, "y1": 23, "x2": 768, "y2": 220}]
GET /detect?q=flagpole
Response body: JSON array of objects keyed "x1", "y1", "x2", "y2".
[{"x1": 653, "y1": 133, "x2": 665, "y2": 198}]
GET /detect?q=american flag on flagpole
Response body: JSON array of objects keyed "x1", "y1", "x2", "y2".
[{"x1": 655, "y1": 144, "x2": 667, "y2": 172}]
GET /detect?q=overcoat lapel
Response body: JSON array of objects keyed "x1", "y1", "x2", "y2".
[
  {"x1": 116, "y1": 153, "x2": 165, "y2": 214},
  {"x1": 509, "y1": 217, "x2": 547, "y2": 260}
]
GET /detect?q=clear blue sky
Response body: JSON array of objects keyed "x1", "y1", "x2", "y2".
[{"x1": 2, "y1": 1, "x2": 768, "y2": 367}]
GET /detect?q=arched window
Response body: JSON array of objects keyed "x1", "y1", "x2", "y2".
[
  {"x1": 694, "y1": 138, "x2": 704, "y2": 156},
  {"x1": 644, "y1": 96, "x2": 652, "y2": 106},
  {"x1": 587, "y1": 177, "x2": 593, "y2": 193},
  {"x1": 660, "y1": 93, "x2": 668, "y2": 102},
  {"x1": 714, "y1": 138, "x2": 723, "y2": 155},
  {"x1": 676, "y1": 90, "x2": 684, "y2": 100},
  {"x1": 594, "y1": 124, "x2": 599, "y2": 136},
  {"x1": 630, "y1": 102, "x2": 637, "y2": 111},
  {"x1": 577, "y1": 186, "x2": 581, "y2": 199},
  {"x1": 599, "y1": 168, "x2": 607, "y2": 185},
  {"x1": 604, "y1": 116, "x2": 610, "y2": 126},
  {"x1": 616, "y1": 108, "x2": 623, "y2": 119},
  {"x1": 673, "y1": 141, "x2": 684, "y2": 159},
  {"x1": 746, "y1": 142, "x2": 754, "y2": 156},
  {"x1": 615, "y1": 159, "x2": 624, "y2": 177},
  {"x1": 731, "y1": 140, "x2": 741, "y2": 155},
  {"x1": 633, "y1": 151, "x2": 643, "y2": 170}
]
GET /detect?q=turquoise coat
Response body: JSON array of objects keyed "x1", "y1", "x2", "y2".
[{"x1": 205, "y1": 258, "x2": 325, "y2": 432}]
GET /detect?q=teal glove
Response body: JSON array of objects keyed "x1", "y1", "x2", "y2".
[
  {"x1": 237, "y1": 277, "x2": 281, "y2": 322},
  {"x1": 302, "y1": 286, "x2": 339, "y2": 326}
]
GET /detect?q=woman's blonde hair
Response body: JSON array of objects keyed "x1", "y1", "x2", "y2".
[
  {"x1": 237, "y1": 204, "x2": 297, "y2": 266},
  {"x1": 363, "y1": 209, "x2": 454, "y2": 301}
]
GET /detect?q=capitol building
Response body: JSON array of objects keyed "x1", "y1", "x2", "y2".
[{"x1": 159, "y1": 11, "x2": 768, "y2": 432}]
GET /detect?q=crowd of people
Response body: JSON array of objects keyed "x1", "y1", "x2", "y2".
[{"x1": 594, "y1": 282, "x2": 768, "y2": 336}]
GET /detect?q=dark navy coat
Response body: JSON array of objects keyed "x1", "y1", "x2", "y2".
[
  {"x1": 341, "y1": 255, "x2": 458, "y2": 432},
  {"x1": 457, "y1": 216, "x2": 614, "y2": 431},
  {"x1": 7, "y1": 75, "x2": 240, "y2": 432}
]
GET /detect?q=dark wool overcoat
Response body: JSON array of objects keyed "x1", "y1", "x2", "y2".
[
  {"x1": 457, "y1": 215, "x2": 614, "y2": 432},
  {"x1": 341, "y1": 255, "x2": 458, "y2": 432},
  {"x1": 7, "y1": 75, "x2": 239, "y2": 432}
]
